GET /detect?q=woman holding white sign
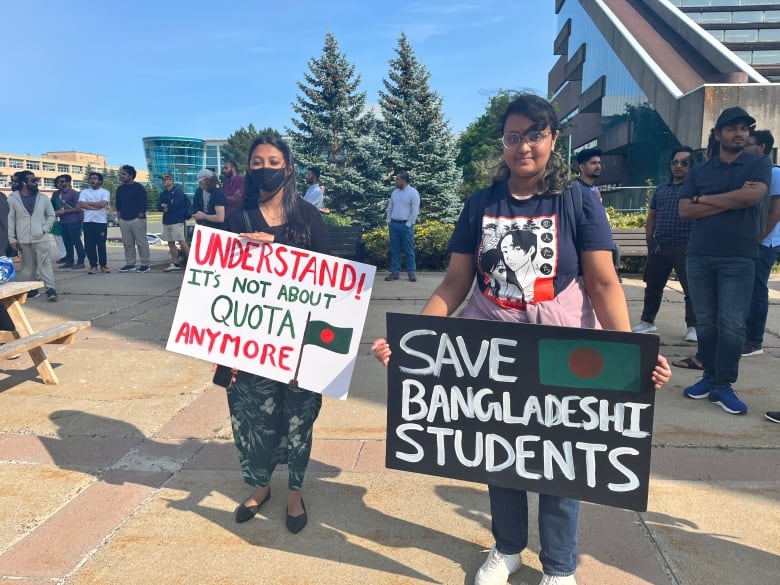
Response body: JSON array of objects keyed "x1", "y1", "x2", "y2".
[
  {"x1": 222, "y1": 135, "x2": 330, "y2": 533},
  {"x1": 372, "y1": 94, "x2": 671, "y2": 585}
]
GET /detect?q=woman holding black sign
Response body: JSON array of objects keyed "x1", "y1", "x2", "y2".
[
  {"x1": 221, "y1": 135, "x2": 330, "y2": 534},
  {"x1": 371, "y1": 94, "x2": 671, "y2": 585}
]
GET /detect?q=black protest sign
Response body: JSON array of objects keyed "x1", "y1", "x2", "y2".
[{"x1": 384, "y1": 312, "x2": 659, "y2": 511}]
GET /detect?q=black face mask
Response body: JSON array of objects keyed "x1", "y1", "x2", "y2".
[{"x1": 249, "y1": 168, "x2": 286, "y2": 194}]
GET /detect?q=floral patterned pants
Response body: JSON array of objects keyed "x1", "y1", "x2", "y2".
[{"x1": 226, "y1": 371, "x2": 323, "y2": 491}]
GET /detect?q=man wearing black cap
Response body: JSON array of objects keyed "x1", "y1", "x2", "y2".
[{"x1": 678, "y1": 106, "x2": 772, "y2": 415}]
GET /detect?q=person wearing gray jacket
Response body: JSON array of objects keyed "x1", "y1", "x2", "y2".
[{"x1": 8, "y1": 171, "x2": 57, "y2": 301}]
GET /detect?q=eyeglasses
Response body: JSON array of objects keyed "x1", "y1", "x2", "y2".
[
  {"x1": 501, "y1": 130, "x2": 549, "y2": 149},
  {"x1": 671, "y1": 159, "x2": 690, "y2": 167}
]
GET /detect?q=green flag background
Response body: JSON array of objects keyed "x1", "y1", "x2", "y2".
[
  {"x1": 538, "y1": 339, "x2": 641, "y2": 392},
  {"x1": 303, "y1": 320, "x2": 353, "y2": 354}
]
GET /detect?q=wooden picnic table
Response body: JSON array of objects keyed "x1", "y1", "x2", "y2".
[{"x1": 0, "y1": 280, "x2": 90, "y2": 384}]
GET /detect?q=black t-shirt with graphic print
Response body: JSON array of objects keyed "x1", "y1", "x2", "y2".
[{"x1": 448, "y1": 180, "x2": 614, "y2": 309}]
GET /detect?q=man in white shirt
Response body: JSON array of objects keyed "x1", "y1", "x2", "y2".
[
  {"x1": 303, "y1": 167, "x2": 324, "y2": 210},
  {"x1": 385, "y1": 170, "x2": 420, "y2": 282},
  {"x1": 78, "y1": 172, "x2": 111, "y2": 274}
]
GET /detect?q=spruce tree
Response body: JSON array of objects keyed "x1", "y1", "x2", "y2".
[
  {"x1": 287, "y1": 33, "x2": 385, "y2": 227},
  {"x1": 378, "y1": 33, "x2": 461, "y2": 223},
  {"x1": 223, "y1": 124, "x2": 280, "y2": 171}
]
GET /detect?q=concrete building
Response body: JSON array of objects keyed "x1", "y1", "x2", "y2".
[
  {"x1": 551, "y1": 0, "x2": 780, "y2": 187},
  {"x1": 0, "y1": 150, "x2": 149, "y2": 195},
  {"x1": 142, "y1": 137, "x2": 226, "y2": 196}
]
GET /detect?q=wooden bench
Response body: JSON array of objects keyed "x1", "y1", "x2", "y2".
[
  {"x1": 0, "y1": 321, "x2": 91, "y2": 360},
  {"x1": 328, "y1": 225, "x2": 366, "y2": 261},
  {"x1": 612, "y1": 228, "x2": 647, "y2": 258}
]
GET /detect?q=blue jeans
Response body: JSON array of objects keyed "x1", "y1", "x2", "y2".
[
  {"x1": 488, "y1": 485, "x2": 579, "y2": 576},
  {"x1": 745, "y1": 244, "x2": 780, "y2": 347},
  {"x1": 686, "y1": 254, "x2": 754, "y2": 386},
  {"x1": 388, "y1": 221, "x2": 416, "y2": 276}
]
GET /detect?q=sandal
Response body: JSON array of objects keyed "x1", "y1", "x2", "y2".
[{"x1": 672, "y1": 356, "x2": 703, "y2": 370}]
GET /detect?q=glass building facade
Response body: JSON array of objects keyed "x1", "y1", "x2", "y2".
[
  {"x1": 670, "y1": 0, "x2": 780, "y2": 80},
  {"x1": 143, "y1": 137, "x2": 226, "y2": 196}
]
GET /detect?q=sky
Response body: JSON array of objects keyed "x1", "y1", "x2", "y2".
[{"x1": 3, "y1": 1, "x2": 557, "y2": 171}]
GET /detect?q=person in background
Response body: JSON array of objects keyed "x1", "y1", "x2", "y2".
[
  {"x1": 116, "y1": 165, "x2": 151, "y2": 273},
  {"x1": 53, "y1": 175, "x2": 86, "y2": 270},
  {"x1": 222, "y1": 135, "x2": 330, "y2": 534},
  {"x1": 221, "y1": 160, "x2": 245, "y2": 218},
  {"x1": 157, "y1": 173, "x2": 190, "y2": 272},
  {"x1": 632, "y1": 147, "x2": 697, "y2": 342},
  {"x1": 8, "y1": 171, "x2": 57, "y2": 301},
  {"x1": 385, "y1": 170, "x2": 420, "y2": 282},
  {"x1": 371, "y1": 94, "x2": 671, "y2": 585},
  {"x1": 303, "y1": 166, "x2": 324, "y2": 210},
  {"x1": 49, "y1": 186, "x2": 66, "y2": 264},
  {"x1": 742, "y1": 129, "x2": 780, "y2": 357},
  {"x1": 192, "y1": 169, "x2": 226, "y2": 229},
  {"x1": 679, "y1": 106, "x2": 771, "y2": 415},
  {"x1": 78, "y1": 172, "x2": 111, "y2": 274}
]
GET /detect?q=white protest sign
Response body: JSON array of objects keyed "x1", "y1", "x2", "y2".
[{"x1": 166, "y1": 225, "x2": 375, "y2": 399}]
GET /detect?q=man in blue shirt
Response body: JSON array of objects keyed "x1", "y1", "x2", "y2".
[
  {"x1": 742, "y1": 129, "x2": 780, "y2": 357},
  {"x1": 633, "y1": 147, "x2": 696, "y2": 341},
  {"x1": 385, "y1": 170, "x2": 420, "y2": 282},
  {"x1": 678, "y1": 106, "x2": 772, "y2": 415}
]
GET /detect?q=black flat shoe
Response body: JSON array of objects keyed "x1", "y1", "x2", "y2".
[
  {"x1": 235, "y1": 489, "x2": 271, "y2": 523},
  {"x1": 286, "y1": 500, "x2": 307, "y2": 534}
]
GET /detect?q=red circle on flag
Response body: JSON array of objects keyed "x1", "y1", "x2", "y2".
[
  {"x1": 320, "y1": 329, "x2": 335, "y2": 344},
  {"x1": 568, "y1": 347, "x2": 604, "y2": 378}
]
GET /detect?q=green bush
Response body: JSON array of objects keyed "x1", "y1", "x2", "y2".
[
  {"x1": 608, "y1": 209, "x2": 647, "y2": 228},
  {"x1": 363, "y1": 220, "x2": 455, "y2": 270},
  {"x1": 321, "y1": 212, "x2": 354, "y2": 227}
]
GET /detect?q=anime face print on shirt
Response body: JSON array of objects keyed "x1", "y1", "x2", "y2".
[{"x1": 478, "y1": 213, "x2": 558, "y2": 308}]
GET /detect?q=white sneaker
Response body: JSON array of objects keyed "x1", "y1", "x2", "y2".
[
  {"x1": 632, "y1": 321, "x2": 657, "y2": 334},
  {"x1": 539, "y1": 575, "x2": 577, "y2": 585},
  {"x1": 163, "y1": 263, "x2": 181, "y2": 272},
  {"x1": 685, "y1": 327, "x2": 697, "y2": 342},
  {"x1": 474, "y1": 546, "x2": 522, "y2": 585}
]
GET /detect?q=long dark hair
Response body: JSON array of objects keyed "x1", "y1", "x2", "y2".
[
  {"x1": 495, "y1": 93, "x2": 567, "y2": 196},
  {"x1": 244, "y1": 135, "x2": 310, "y2": 247}
]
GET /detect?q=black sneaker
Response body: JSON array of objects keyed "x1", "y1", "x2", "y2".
[
  {"x1": 56, "y1": 258, "x2": 67, "y2": 265},
  {"x1": 27, "y1": 289, "x2": 39, "y2": 299},
  {"x1": 46, "y1": 288, "x2": 58, "y2": 302},
  {"x1": 71, "y1": 263, "x2": 85, "y2": 269},
  {"x1": 766, "y1": 411, "x2": 780, "y2": 424},
  {"x1": 118, "y1": 265, "x2": 136, "y2": 272},
  {"x1": 136, "y1": 265, "x2": 150, "y2": 273}
]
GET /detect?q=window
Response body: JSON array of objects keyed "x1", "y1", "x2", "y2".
[
  {"x1": 9, "y1": 159, "x2": 23, "y2": 169},
  {"x1": 26, "y1": 160, "x2": 40, "y2": 170},
  {"x1": 759, "y1": 28, "x2": 780, "y2": 42},
  {"x1": 725, "y1": 29, "x2": 758, "y2": 43},
  {"x1": 752, "y1": 50, "x2": 780, "y2": 64},
  {"x1": 44, "y1": 178, "x2": 56, "y2": 189},
  {"x1": 76, "y1": 180, "x2": 88, "y2": 189},
  {"x1": 71, "y1": 165, "x2": 84, "y2": 174},
  {"x1": 767, "y1": 10, "x2": 780, "y2": 23},
  {"x1": 708, "y1": 29, "x2": 725, "y2": 41},
  {"x1": 43, "y1": 162, "x2": 55, "y2": 171},
  {"x1": 700, "y1": 12, "x2": 731, "y2": 24},
  {"x1": 0, "y1": 158, "x2": 6, "y2": 167},
  {"x1": 733, "y1": 11, "x2": 763, "y2": 24},
  {"x1": 57, "y1": 163, "x2": 69, "y2": 172}
]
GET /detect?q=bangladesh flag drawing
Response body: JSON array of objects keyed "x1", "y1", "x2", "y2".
[
  {"x1": 303, "y1": 320, "x2": 353, "y2": 354},
  {"x1": 538, "y1": 339, "x2": 640, "y2": 392}
]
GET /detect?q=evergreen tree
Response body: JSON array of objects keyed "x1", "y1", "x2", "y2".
[
  {"x1": 287, "y1": 32, "x2": 385, "y2": 227},
  {"x1": 223, "y1": 124, "x2": 280, "y2": 171},
  {"x1": 378, "y1": 33, "x2": 461, "y2": 223}
]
